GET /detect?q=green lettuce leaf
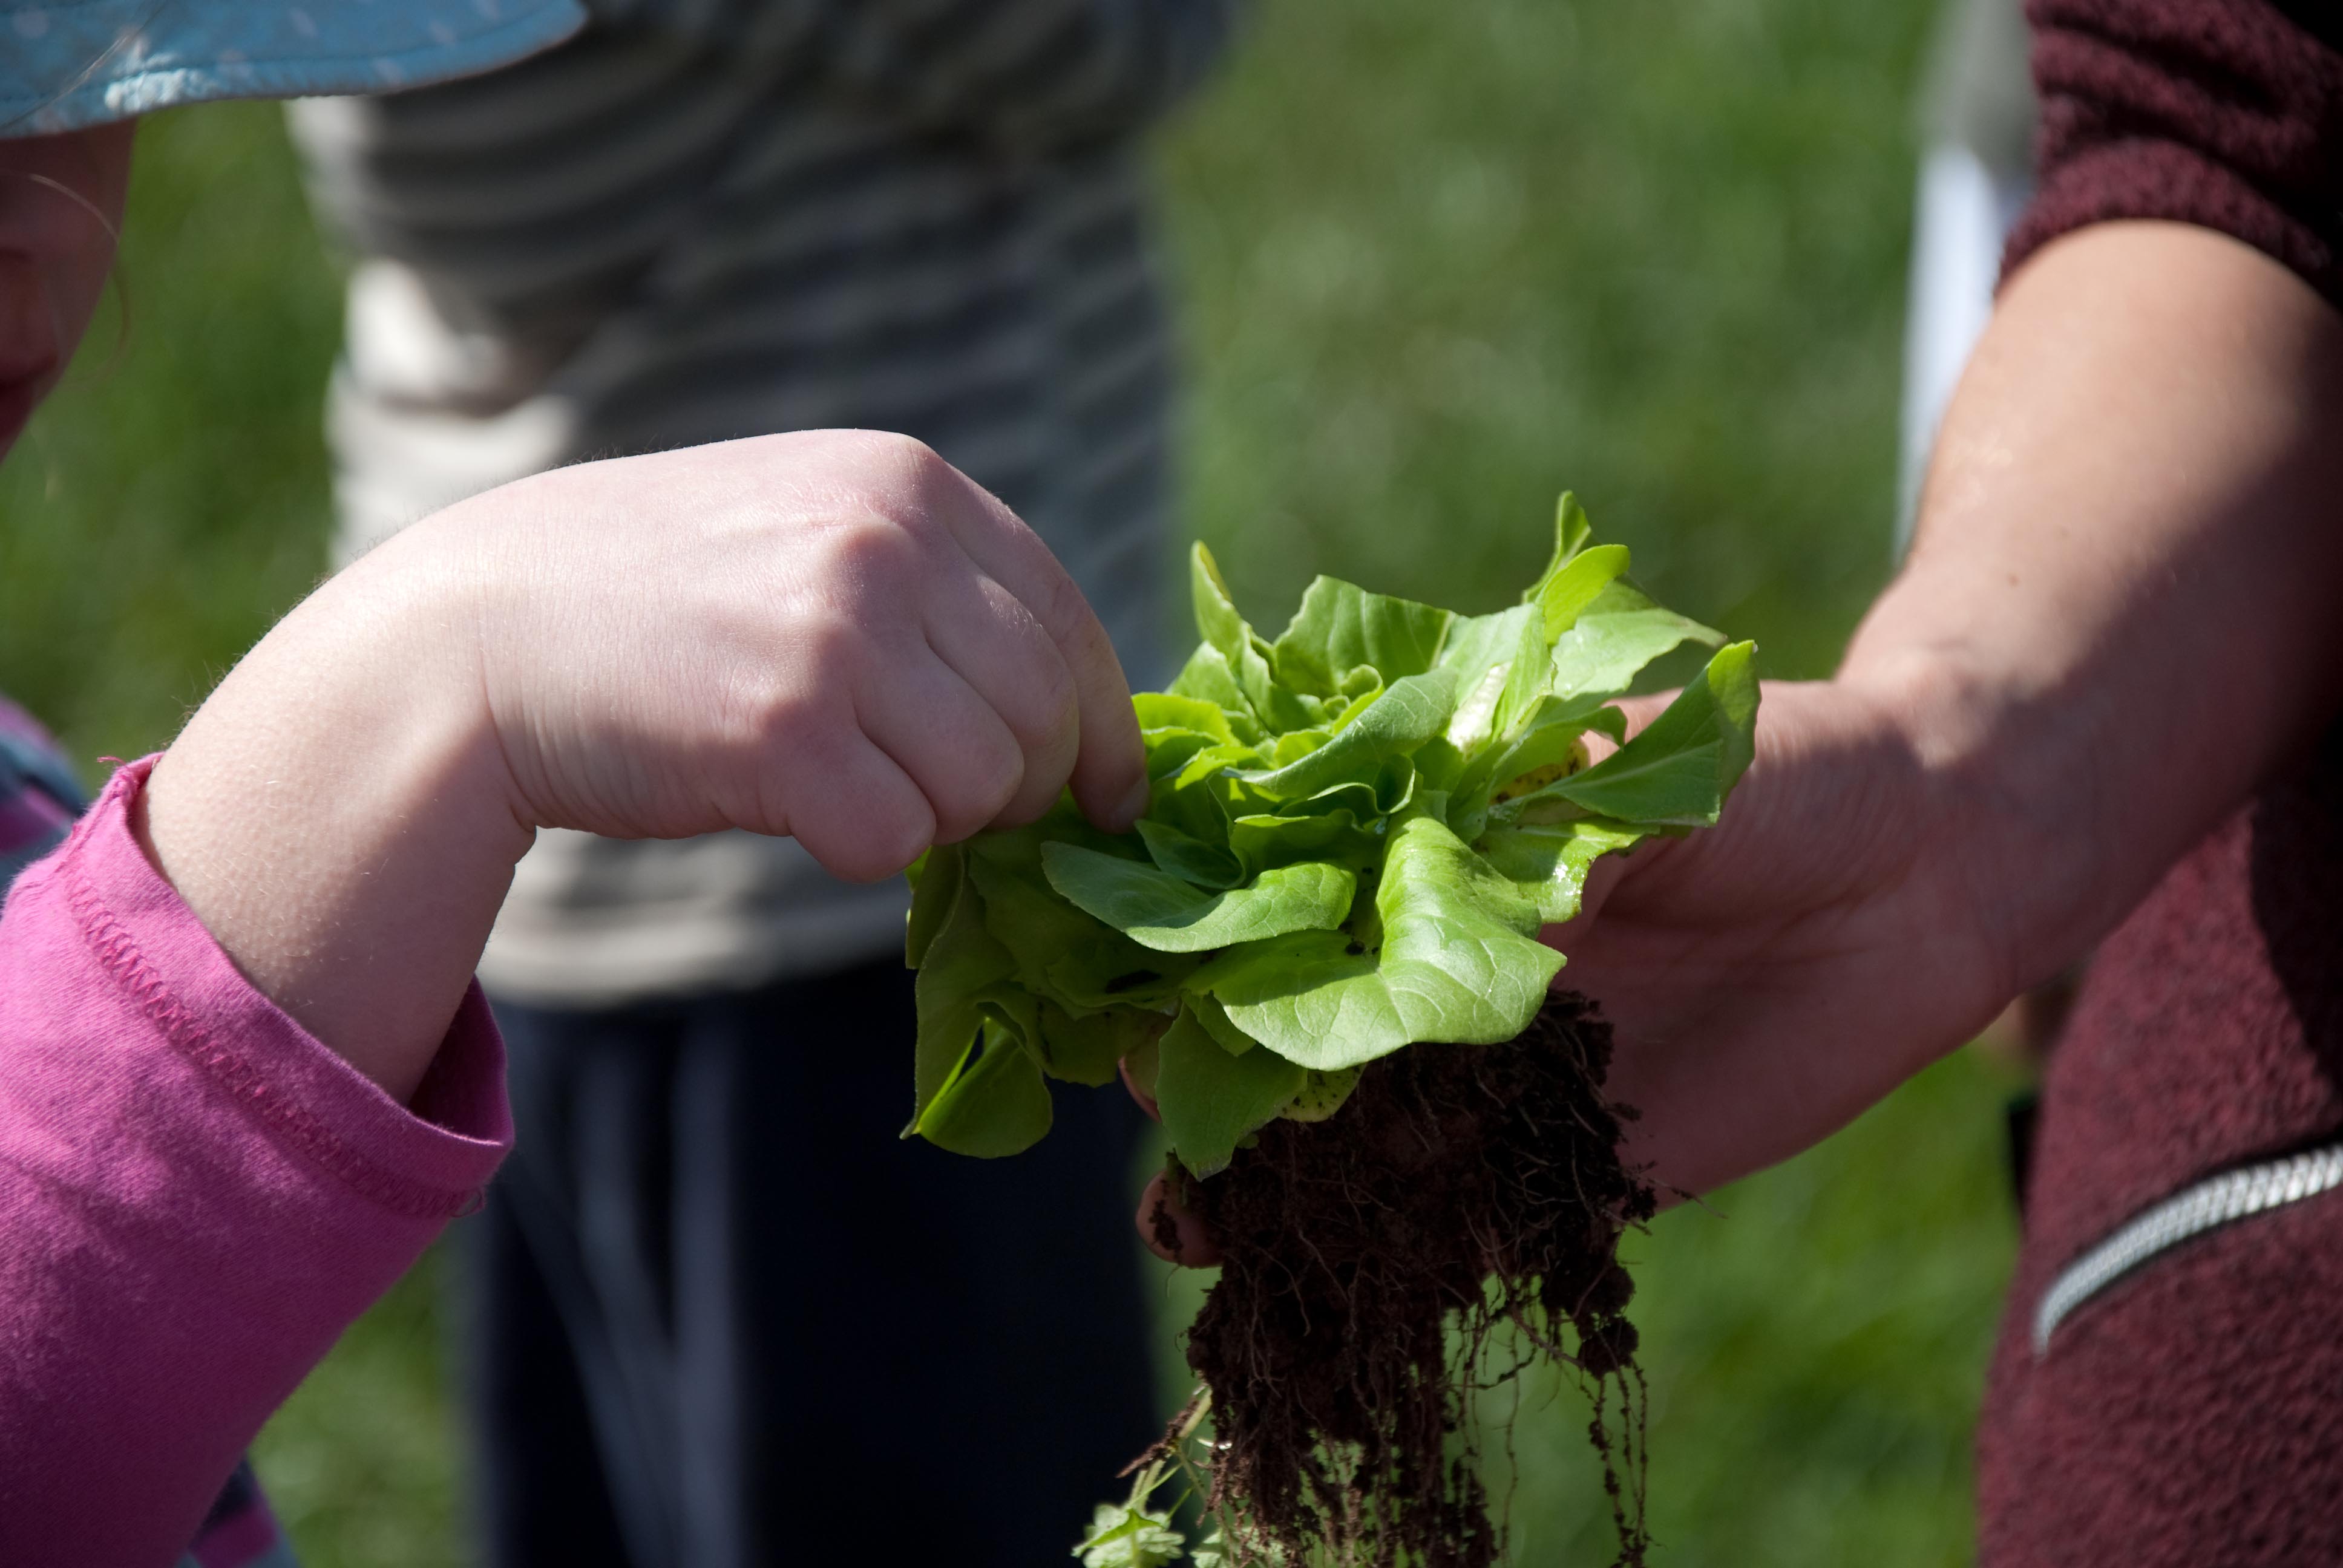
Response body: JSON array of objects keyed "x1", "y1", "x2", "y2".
[
  {"x1": 1132, "y1": 691, "x2": 1238, "y2": 743},
  {"x1": 1075, "y1": 1505, "x2": 1188, "y2": 1568},
  {"x1": 906, "y1": 493, "x2": 1757, "y2": 1166},
  {"x1": 1197, "y1": 814, "x2": 1564, "y2": 1069},
  {"x1": 966, "y1": 825, "x2": 1197, "y2": 1010},
  {"x1": 1237, "y1": 670, "x2": 1458, "y2": 800},
  {"x1": 1041, "y1": 844, "x2": 1357, "y2": 953},
  {"x1": 1437, "y1": 603, "x2": 1541, "y2": 754},
  {"x1": 909, "y1": 848, "x2": 1019, "y2": 1123},
  {"x1": 1191, "y1": 546, "x2": 1317, "y2": 734},
  {"x1": 903, "y1": 842, "x2": 962, "y2": 969},
  {"x1": 1529, "y1": 640, "x2": 1758, "y2": 826},
  {"x1": 1520, "y1": 491, "x2": 1596, "y2": 609},
  {"x1": 1547, "y1": 577, "x2": 1727, "y2": 704},
  {"x1": 1532, "y1": 543, "x2": 1632, "y2": 644},
  {"x1": 1164, "y1": 643, "x2": 1262, "y2": 740},
  {"x1": 1188, "y1": 991, "x2": 1262, "y2": 1054},
  {"x1": 1155, "y1": 1004, "x2": 1307, "y2": 1176},
  {"x1": 1225, "y1": 806, "x2": 1383, "y2": 875},
  {"x1": 1187, "y1": 930, "x2": 1410, "y2": 1069},
  {"x1": 1038, "y1": 1002, "x2": 1162, "y2": 1087},
  {"x1": 1475, "y1": 816, "x2": 1649, "y2": 923},
  {"x1": 1134, "y1": 818, "x2": 1245, "y2": 889},
  {"x1": 916, "y1": 1019, "x2": 1054, "y2": 1158},
  {"x1": 1269, "y1": 574, "x2": 1453, "y2": 695}
]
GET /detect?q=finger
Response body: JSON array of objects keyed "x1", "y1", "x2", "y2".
[
  {"x1": 1137, "y1": 1168, "x2": 1222, "y2": 1267},
  {"x1": 857, "y1": 650, "x2": 1034, "y2": 843},
  {"x1": 772, "y1": 730, "x2": 938, "y2": 884},
  {"x1": 924, "y1": 479, "x2": 1147, "y2": 832},
  {"x1": 1119, "y1": 1057, "x2": 1162, "y2": 1123},
  {"x1": 920, "y1": 576, "x2": 1081, "y2": 826}
]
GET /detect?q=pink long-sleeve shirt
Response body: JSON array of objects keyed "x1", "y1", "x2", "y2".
[{"x1": 0, "y1": 756, "x2": 512, "y2": 1568}]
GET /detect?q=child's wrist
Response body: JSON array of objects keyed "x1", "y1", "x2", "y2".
[{"x1": 140, "y1": 545, "x2": 528, "y2": 1102}]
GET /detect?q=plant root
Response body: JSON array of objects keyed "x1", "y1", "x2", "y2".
[{"x1": 1178, "y1": 993, "x2": 1656, "y2": 1568}]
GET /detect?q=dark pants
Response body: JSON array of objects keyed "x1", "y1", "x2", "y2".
[{"x1": 461, "y1": 958, "x2": 1158, "y2": 1568}]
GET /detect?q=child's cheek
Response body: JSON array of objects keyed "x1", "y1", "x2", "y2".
[{"x1": 0, "y1": 119, "x2": 136, "y2": 454}]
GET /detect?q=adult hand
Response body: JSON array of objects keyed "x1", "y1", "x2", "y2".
[
  {"x1": 1573, "y1": 224, "x2": 2343, "y2": 1196},
  {"x1": 1136, "y1": 221, "x2": 2343, "y2": 1261},
  {"x1": 142, "y1": 430, "x2": 1145, "y2": 1099},
  {"x1": 1132, "y1": 675, "x2": 2004, "y2": 1259},
  {"x1": 1549, "y1": 675, "x2": 2013, "y2": 1198}
]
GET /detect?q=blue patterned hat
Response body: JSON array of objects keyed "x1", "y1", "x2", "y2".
[{"x1": 2, "y1": 0, "x2": 584, "y2": 136}]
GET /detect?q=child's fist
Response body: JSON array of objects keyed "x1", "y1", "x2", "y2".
[{"x1": 438, "y1": 430, "x2": 1149, "y2": 880}]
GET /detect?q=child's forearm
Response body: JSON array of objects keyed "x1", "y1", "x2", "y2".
[
  {"x1": 133, "y1": 430, "x2": 1147, "y2": 1102},
  {"x1": 138, "y1": 524, "x2": 528, "y2": 1102}
]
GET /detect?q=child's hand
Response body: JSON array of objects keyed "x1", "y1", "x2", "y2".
[
  {"x1": 141, "y1": 431, "x2": 1144, "y2": 1097},
  {"x1": 446, "y1": 429, "x2": 1148, "y2": 877}
]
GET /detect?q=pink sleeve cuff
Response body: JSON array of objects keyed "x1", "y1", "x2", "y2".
[
  {"x1": 51, "y1": 756, "x2": 511, "y2": 1209},
  {"x1": 0, "y1": 756, "x2": 511, "y2": 1567}
]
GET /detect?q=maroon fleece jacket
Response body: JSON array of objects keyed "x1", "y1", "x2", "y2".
[
  {"x1": 1978, "y1": 4, "x2": 2343, "y2": 1565},
  {"x1": 2007, "y1": 0, "x2": 2343, "y2": 299}
]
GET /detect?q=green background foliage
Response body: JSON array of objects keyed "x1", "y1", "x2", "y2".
[{"x1": 4, "y1": 0, "x2": 2022, "y2": 1562}]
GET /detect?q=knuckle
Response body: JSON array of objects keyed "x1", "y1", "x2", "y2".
[
  {"x1": 794, "y1": 613, "x2": 865, "y2": 681},
  {"x1": 873, "y1": 431, "x2": 963, "y2": 498},
  {"x1": 747, "y1": 632, "x2": 859, "y2": 742},
  {"x1": 807, "y1": 508, "x2": 926, "y2": 598},
  {"x1": 851, "y1": 427, "x2": 943, "y2": 471},
  {"x1": 731, "y1": 696, "x2": 821, "y2": 787},
  {"x1": 1027, "y1": 562, "x2": 1094, "y2": 643},
  {"x1": 834, "y1": 431, "x2": 963, "y2": 515}
]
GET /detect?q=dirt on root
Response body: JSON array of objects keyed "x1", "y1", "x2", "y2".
[{"x1": 1173, "y1": 993, "x2": 1656, "y2": 1568}]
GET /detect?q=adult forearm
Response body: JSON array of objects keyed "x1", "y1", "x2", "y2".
[
  {"x1": 1557, "y1": 222, "x2": 2343, "y2": 1197},
  {"x1": 1844, "y1": 221, "x2": 2343, "y2": 995}
]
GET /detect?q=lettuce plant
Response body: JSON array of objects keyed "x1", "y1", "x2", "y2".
[{"x1": 906, "y1": 497, "x2": 1757, "y2": 1177}]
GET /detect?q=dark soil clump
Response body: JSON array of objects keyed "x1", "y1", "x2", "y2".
[{"x1": 1177, "y1": 993, "x2": 1656, "y2": 1568}]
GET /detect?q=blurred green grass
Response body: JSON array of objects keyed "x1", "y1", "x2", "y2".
[
  {"x1": 0, "y1": 103, "x2": 339, "y2": 766},
  {"x1": 2, "y1": 0, "x2": 2023, "y2": 1563}
]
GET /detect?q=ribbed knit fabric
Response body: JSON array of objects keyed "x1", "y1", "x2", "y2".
[
  {"x1": 1975, "y1": 6, "x2": 2343, "y2": 1559},
  {"x1": 1979, "y1": 731, "x2": 2343, "y2": 1563},
  {"x1": 2007, "y1": 0, "x2": 2343, "y2": 304}
]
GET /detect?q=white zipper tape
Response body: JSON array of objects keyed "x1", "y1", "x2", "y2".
[{"x1": 2033, "y1": 1140, "x2": 2343, "y2": 1356}]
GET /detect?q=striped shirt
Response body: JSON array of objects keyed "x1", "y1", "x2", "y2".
[{"x1": 287, "y1": 0, "x2": 1236, "y2": 1005}]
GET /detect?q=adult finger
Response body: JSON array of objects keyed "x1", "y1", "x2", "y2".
[
  {"x1": 1138, "y1": 1168, "x2": 1222, "y2": 1267},
  {"x1": 1119, "y1": 1057, "x2": 1161, "y2": 1123}
]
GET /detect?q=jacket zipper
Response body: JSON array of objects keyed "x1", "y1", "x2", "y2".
[{"x1": 2033, "y1": 1140, "x2": 2343, "y2": 1354}]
